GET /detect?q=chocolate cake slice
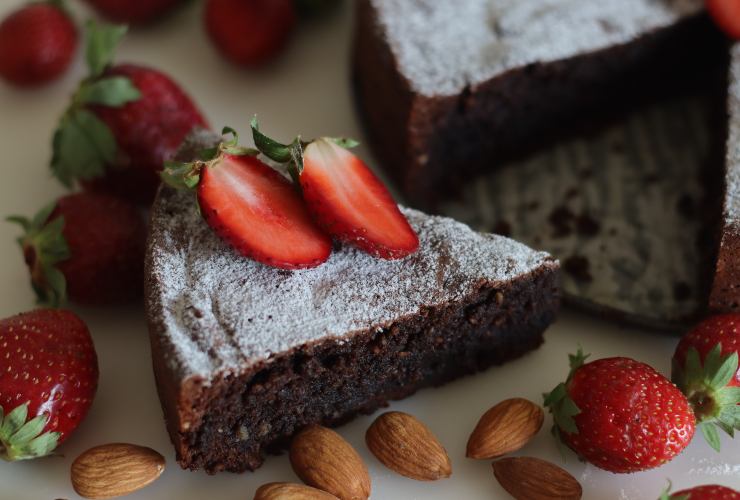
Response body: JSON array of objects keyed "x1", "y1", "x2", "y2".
[
  {"x1": 353, "y1": 0, "x2": 724, "y2": 208},
  {"x1": 145, "y1": 185, "x2": 559, "y2": 473}
]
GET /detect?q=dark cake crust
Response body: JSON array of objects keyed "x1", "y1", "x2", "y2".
[
  {"x1": 146, "y1": 255, "x2": 558, "y2": 473},
  {"x1": 352, "y1": 0, "x2": 725, "y2": 209}
]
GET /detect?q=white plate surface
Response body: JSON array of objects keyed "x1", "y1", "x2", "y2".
[{"x1": 0, "y1": 1, "x2": 737, "y2": 498}]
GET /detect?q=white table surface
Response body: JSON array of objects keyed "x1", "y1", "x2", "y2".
[{"x1": 0, "y1": 1, "x2": 738, "y2": 498}]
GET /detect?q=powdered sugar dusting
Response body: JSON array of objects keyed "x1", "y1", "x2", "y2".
[
  {"x1": 147, "y1": 188, "x2": 555, "y2": 381},
  {"x1": 725, "y1": 44, "x2": 740, "y2": 229},
  {"x1": 372, "y1": 0, "x2": 703, "y2": 96}
]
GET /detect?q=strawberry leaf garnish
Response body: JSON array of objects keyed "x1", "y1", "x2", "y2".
[
  {"x1": 543, "y1": 348, "x2": 590, "y2": 452},
  {"x1": 161, "y1": 161, "x2": 202, "y2": 190},
  {"x1": 250, "y1": 116, "x2": 360, "y2": 187},
  {"x1": 50, "y1": 21, "x2": 140, "y2": 189},
  {"x1": 75, "y1": 76, "x2": 141, "y2": 106},
  {"x1": 250, "y1": 116, "x2": 294, "y2": 163},
  {"x1": 51, "y1": 109, "x2": 117, "y2": 186},
  {"x1": 327, "y1": 137, "x2": 360, "y2": 149},
  {"x1": 7, "y1": 202, "x2": 70, "y2": 306},
  {"x1": 85, "y1": 20, "x2": 127, "y2": 78},
  {"x1": 0, "y1": 403, "x2": 59, "y2": 462},
  {"x1": 673, "y1": 343, "x2": 740, "y2": 451},
  {"x1": 161, "y1": 126, "x2": 258, "y2": 190}
]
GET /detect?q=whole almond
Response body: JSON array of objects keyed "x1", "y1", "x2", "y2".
[
  {"x1": 492, "y1": 456, "x2": 582, "y2": 500},
  {"x1": 254, "y1": 482, "x2": 340, "y2": 500},
  {"x1": 365, "y1": 411, "x2": 451, "y2": 481},
  {"x1": 466, "y1": 398, "x2": 544, "y2": 459},
  {"x1": 71, "y1": 443, "x2": 165, "y2": 499},
  {"x1": 289, "y1": 425, "x2": 371, "y2": 500}
]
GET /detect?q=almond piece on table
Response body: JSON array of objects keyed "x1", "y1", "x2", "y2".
[
  {"x1": 466, "y1": 397, "x2": 544, "y2": 459},
  {"x1": 71, "y1": 443, "x2": 165, "y2": 499},
  {"x1": 254, "y1": 482, "x2": 340, "y2": 500},
  {"x1": 289, "y1": 425, "x2": 371, "y2": 500},
  {"x1": 492, "y1": 456, "x2": 582, "y2": 500},
  {"x1": 365, "y1": 411, "x2": 452, "y2": 481}
]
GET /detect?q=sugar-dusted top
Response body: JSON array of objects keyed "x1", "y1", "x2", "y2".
[
  {"x1": 147, "y1": 188, "x2": 555, "y2": 381},
  {"x1": 371, "y1": 0, "x2": 703, "y2": 96},
  {"x1": 725, "y1": 44, "x2": 740, "y2": 230}
]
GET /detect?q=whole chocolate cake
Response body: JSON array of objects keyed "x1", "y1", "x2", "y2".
[{"x1": 145, "y1": 176, "x2": 559, "y2": 473}]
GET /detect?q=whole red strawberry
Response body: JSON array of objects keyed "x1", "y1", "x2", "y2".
[
  {"x1": 204, "y1": 0, "x2": 296, "y2": 67},
  {"x1": 251, "y1": 119, "x2": 420, "y2": 259},
  {"x1": 83, "y1": 0, "x2": 186, "y2": 25},
  {"x1": 51, "y1": 21, "x2": 207, "y2": 204},
  {"x1": 0, "y1": 1, "x2": 77, "y2": 87},
  {"x1": 8, "y1": 192, "x2": 146, "y2": 305},
  {"x1": 544, "y1": 349, "x2": 695, "y2": 473},
  {"x1": 162, "y1": 127, "x2": 332, "y2": 269},
  {"x1": 672, "y1": 313, "x2": 740, "y2": 451},
  {"x1": 706, "y1": 0, "x2": 740, "y2": 40},
  {"x1": 0, "y1": 309, "x2": 98, "y2": 461},
  {"x1": 660, "y1": 483, "x2": 740, "y2": 499}
]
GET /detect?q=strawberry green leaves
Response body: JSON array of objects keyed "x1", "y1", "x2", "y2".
[
  {"x1": 161, "y1": 126, "x2": 258, "y2": 191},
  {"x1": 543, "y1": 348, "x2": 589, "y2": 446},
  {"x1": 50, "y1": 21, "x2": 140, "y2": 189},
  {"x1": 0, "y1": 403, "x2": 59, "y2": 462},
  {"x1": 250, "y1": 116, "x2": 305, "y2": 183},
  {"x1": 7, "y1": 202, "x2": 70, "y2": 307},
  {"x1": 673, "y1": 343, "x2": 740, "y2": 451},
  {"x1": 75, "y1": 76, "x2": 140, "y2": 106},
  {"x1": 85, "y1": 21, "x2": 127, "y2": 78},
  {"x1": 52, "y1": 110, "x2": 117, "y2": 186},
  {"x1": 249, "y1": 116, "x2": 360, "y2": 185}
]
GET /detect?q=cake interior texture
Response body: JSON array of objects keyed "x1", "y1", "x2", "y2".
[{"x1": 145, "y1": 185, "x2": 559, "y2": 473}]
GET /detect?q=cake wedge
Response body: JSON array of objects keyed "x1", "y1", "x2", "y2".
[{"x1": 144, "y1": 134, "x2": 559, "y2": 473}]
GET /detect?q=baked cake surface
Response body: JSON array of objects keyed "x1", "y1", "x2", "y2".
[
  {"x1": 374, "y1": 0, "x2": 703, "y2": 97},
  {"x1": 146, "y1": 185, "x2": 559, "y2": 472},
  {"x1": 353, "y1": 0, "x2": 722, "y2": 208}
]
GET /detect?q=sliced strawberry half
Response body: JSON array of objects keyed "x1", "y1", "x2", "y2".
[
  {"x1": 163, "y1": 128, "x2": 331, "y2": 269},
  {"x1": 300, "y1": 138, "x2": 419, "y2": 259},
  {"x1": 706, "y1": 0, "x2": 740, "y2": 39},
  {"x1": 250, "y1": 119, "x2": 419, "y2": 259}
]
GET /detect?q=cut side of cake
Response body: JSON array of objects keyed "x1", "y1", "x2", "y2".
[
  {"x1": 353, "y1": 0, "x2": 724, "y2": 208},
  {"x1": 145, "y1": 186, "x2": 559, "y2": 473},
  {"x1": 711, "y1": 44, "x2": 740, "y2": 312}
]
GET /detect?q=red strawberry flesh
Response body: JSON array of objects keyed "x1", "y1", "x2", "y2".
[
  {"x1": 204, "y1": 0, "x2": 296, "y2": 67},
  {"x1": 0, "y1": 309, "x2": 98, "y2": 460},
  {"x1": 706, "y1": 0, "x2": 740, "y2": 40},
  {"x1": 672, "y1": 484, "x2": 740, "y2": 499},
  {"x1": 547, "y1": 354, "x2": 695, "y2": 473},
  {"x1": 85, "y1": 64, "x2": 208, "y2": 203},
  {"x1": 0, "y1": 3, "x2": 77, "y2": 87},
  {"x1": 674, "y1": 314, "x2": 740, "y2": 391},
  {"x1": 198, "y1": 154, "x2": 332, "y2": 269},
  {"x1": 301, "y1": 139, "x2": 419, "y2": 259}
]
